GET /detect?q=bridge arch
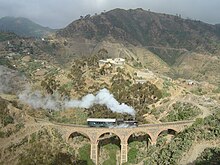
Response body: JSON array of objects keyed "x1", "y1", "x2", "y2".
[
  {"x1": 154, "y1": 127, "x2": 180, "y2": 146},
  {"x1": 126, "y1": 131, "x2": 152, "y2": 164},
  {"x1": 96, "y1": 130, "x2": 122, "y2": 142},
  {"x1": 68, "y1": 131, "x2": 91, "y2": 143},
  {"x1": 60, "y1": 120, "x2": 193, "y2": 164},
  {"x1": 156, "y1": 126, "x2": 179, "y2": 138},
  {"x1": 127, "y1": 131, "x2": 152, "y2": 146},
  {"x1": 126, "y1": 130, "x2": 154, "y2": 144},
  {"x1": 158, "y1": 128, "x2": 177, "y2": 137},
  {"x1": 66, "y1": 130, "x2": 91, "y2": 142}
]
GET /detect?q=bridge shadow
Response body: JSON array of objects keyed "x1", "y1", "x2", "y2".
[
  {"x1": 157, "y1": 129, "x2": 177, "y2": 146},
  {"x1": 158, "y1": 129, "x2": 177, "y2": 136},
  {"x1": 128, "y1": 132, "x2": 152, "y2": 146},
  {"x1": 68, "y1": 132, "x2": 90, "y2": 144}
]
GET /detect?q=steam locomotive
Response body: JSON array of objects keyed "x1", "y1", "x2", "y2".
[{"x1": 87, "y1": 118, "x2": 138, "y2": 128}]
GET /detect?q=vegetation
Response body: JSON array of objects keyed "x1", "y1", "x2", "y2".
[
  {"x1": 0, "y1": 57, "x2": 13, "y2": 69},
  {"x1": 17, "y1": 128, "x2": 79, "y2": 165},
  {"x1": 58, "y1": 8, "x2": 220, "y2": 65},
  {"x1": 161, "y1": 102, "x2": 201, "y2": 121},
  {"x1": 0, "y1": 97, "x2": 14, "y2": 127},
  {"x1": 0, "y1": 16, "x2": 54, "y2": 37},
  {"x1": 78, "y1": 144, "x2": 94, "y2": 165},
  {"x1": 48, "y1": 108, "x2": 88, "y2": 125},
  {"x1": 1, "y1": 8, "x2": 220, "y2": 165},
  {"x1": 36, "y1": 53, "x2": 163, "y2": 124},
  {"x1": 122, "y1": 109, "x2": 220, "y2": 164},
  {"x1": 191, "y1": 87, "x2": 208, "y2": 96},
  {"x1": 144, "y1": 110, "x2": 220, "y2": 164},
  {"x1": 212, "y1": 86, "x2": 220, "y2": 93},
  {"x1": 195, "y1": 147, "x2": 220, "y2": 165},
  {"x1": 128, "y1": 141, "x2": 146, "y2": 164},
  {"x1": 18, "y1": 142, "x2": 78, "y2": 165},
  {"x1": 0, "y1": 32, "x2": 17, "y2": 41},
  {"x1": 102, "y1": 144, "x2": 119, "y2": 165}
]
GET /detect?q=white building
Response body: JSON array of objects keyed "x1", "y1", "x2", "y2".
[{"x1": 99, "y1": 58, "x2": 125, "y2": 68}]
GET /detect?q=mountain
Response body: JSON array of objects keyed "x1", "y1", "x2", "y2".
[
  {"x1": 215, "y1": 24, "x2": 220, "y2": 36},
  {"x1": 0, "y1": 16, "x2": 55, "y2": 37},
  {"x1": 57, "y1": 8, "x2": 220, "y2": 65}
]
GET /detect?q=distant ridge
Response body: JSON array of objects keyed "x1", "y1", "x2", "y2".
[{"x1": 0, "y1": 16, "x2": 55, "y2": 37}]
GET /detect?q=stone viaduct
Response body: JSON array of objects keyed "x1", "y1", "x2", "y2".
[{"x1": 53, "y1": 120, "x2": 194, "y2": 165}]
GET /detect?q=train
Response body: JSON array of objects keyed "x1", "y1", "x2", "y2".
[{"x1": 87, "y1": 118, "x2": 138, "y2": 128}]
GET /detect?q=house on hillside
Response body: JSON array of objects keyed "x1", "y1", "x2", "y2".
[
  {"x1": 186, "y1": 79, "x2": 198, "y2": 86},
  {"x1": 98, "y1": 58, "x2": 125, "y2": 68},
  {"x1": 135, "y1": 79, "x2": 147, "y2": 84}
]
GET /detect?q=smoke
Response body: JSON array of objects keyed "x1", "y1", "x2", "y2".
[
  {"x1": 18, "y1": 87, "x2": 64, "y2": 111},
  {"x1": 0, "y1": 65, "x2": 26, "y2": 94},
  {"x1": 19, "y1": 88, "x2": 135, "y2": 116},
  {"x1": 65, "y1": 88, "x2": 135, "y2": 116},
  {"x1": 65, "y1": 94, "x2": 96, "y2": 109},
  {"x1": 109, "y1": 123, "x2": 130, "y2": 128}
]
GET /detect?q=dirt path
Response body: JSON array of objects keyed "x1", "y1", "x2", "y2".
[
  {"x1": 157, "y1": 93, "x2": 212, "y2": 121},
  {"x1": 179, "y1": 140, "x2": 220, "y2": 165}
]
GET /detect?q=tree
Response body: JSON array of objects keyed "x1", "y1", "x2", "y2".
[
  {"x1": 98, "y1": 48, "x2": 108, "y2": 58},
  {"x1": 41, "y1": 76, "x2": 60, "y2": 94}
]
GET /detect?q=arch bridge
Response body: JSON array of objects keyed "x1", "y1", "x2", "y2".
[{"x1": 53, "y1": 120, "x2": 194, "y2": 165}]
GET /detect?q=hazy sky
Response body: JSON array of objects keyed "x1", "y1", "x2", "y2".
[{"x1": 0, "y1": 0, "x2": 219, "y2": 29}]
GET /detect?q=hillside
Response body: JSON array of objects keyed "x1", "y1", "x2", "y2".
[
  {"x1": 57, "y1": 8, "x2": 220, "y2": 65},
  {"x1": 0, "y1": 49, "x2": 220, "y2": 164},
  {"x1": 0, "y1": 32, "x2": 18, "y2": 42},
  {"x1": 0, "y1": 17, "x2": 55, "y2": 37}
]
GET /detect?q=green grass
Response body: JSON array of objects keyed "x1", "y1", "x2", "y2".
[
  {"x1": 127, "y1": 141, "x2": 146, "y2": 164},
  {"x1": 78, "y1": 144, "x2": 94, "y2": 165},
  {"x1": 212, "y1": 86, "x2": 220, "y2": 93}
]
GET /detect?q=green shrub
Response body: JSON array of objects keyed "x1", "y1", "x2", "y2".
[
  {"x1": 162, "y1": 102, "x2": 201, "y2": 121},
  {"x1": 3, "y1": 115, "x2": 14, "y2": 126},
  {"x1": 195, "y1": 148, "x2": 220, "y2": 165},
  {"x1": 0, "y1": 131, "x2": 5, "y2": 138},
  {"x1": 16, "y1": 123, "x2": 25, "y2": 131},
  {"x1": 128, "y1": 148, "x2": 138, "y2": 163},
  {"x1": 146, "y1": 110, "x2": 220, "y2": 164}
]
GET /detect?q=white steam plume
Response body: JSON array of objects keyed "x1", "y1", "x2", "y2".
[
  {"x1": 65, "y1": 88, "x2": 135, "y2": 116},
  {"x1": 19, "y1": 88, "x2": 135, "y2": 116},
  {"x1": 18, "y1": 87, "x2": 63, "y2": 111},
  {"x1": 0, "y1": 65, "x2": 26, "y2": 94}
]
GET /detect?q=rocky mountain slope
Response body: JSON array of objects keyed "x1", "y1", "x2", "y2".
[{"x1": 57, "y1": 8, "x2": 220, "y2": 65}]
